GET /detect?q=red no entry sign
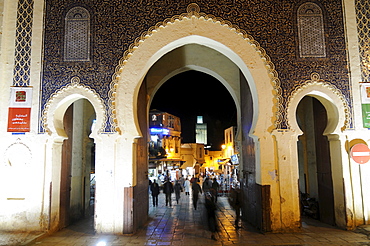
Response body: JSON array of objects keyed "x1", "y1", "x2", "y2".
[{"x1": 351, "y1": 143, "x2": 370, "y2": 164}]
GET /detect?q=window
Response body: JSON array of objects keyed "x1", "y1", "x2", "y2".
[
  {"x1": 297, "y1": 2, "x2": 326, "y2": 58},
  {"x1": 64, "y1": 7, "x2": 90, "y2": 61}
]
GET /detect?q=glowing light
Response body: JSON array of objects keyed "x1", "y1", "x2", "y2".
[
  {"x1": 96, "y1": 241, "x2": 106, "y2": 246},
  {"x1": 91, "y1": 119, "x2": 96, "y2": 132},
  {"x1": 150, "y1": 128, "x2": 169, "y2": 135},
  {"x1": 150, "y1": 135, "x2": 159, "y2": 142}
]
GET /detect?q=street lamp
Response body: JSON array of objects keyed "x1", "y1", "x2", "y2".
[{"x1": 221, "y1": 144, "x2": 226, "y2": 158}]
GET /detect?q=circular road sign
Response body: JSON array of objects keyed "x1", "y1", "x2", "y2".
[{"x1": 351, "y1": 143, "x2": 370, "y2": 164}]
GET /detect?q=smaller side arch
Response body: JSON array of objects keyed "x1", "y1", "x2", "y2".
[
  {"x1": 286, "y1": 73, "x2": 350, "y2": 228},
  {"x1": 42, "y1": 77, "x2": 106, "y2": 139},
  {"x1": 286, "y1": 73, "x2": 350, "y2": 134}
]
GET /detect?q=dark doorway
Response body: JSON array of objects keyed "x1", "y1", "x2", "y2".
[
  {"x1": 60, "y1": 104, "x2": 73, "y2": 229},
  {"x1": 297, "y1": 96, "x2": 335, "y2": 225},
  {"x1": 60, "y1": 99, "x2": 96, "y2": 229}
]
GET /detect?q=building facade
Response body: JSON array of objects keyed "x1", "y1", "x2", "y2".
[
  {"x1": 0, "y1": 0, "x2": 369, "y2": 235},
  {"x1": 180, "y1": 142, "x2": 206, "y2": 177},
  {"x1": 149, "y1": 110, "x2": 183, "y2": 180},
  {"x1": 195, "y1": 116, "x2": 207, "y2": 144}
]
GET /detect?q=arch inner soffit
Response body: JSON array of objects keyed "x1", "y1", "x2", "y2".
[
  {"x1": 149, "y1": 65, "x2": 238, "y2": 110},
  {"x1": 146, "y1": 44, "x2": 240, "y2": 120}
]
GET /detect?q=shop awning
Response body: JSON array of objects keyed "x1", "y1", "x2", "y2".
[
  {"x1": 217, "y1": 158, "x2": 231, "y2": 165},
  {"x1": 180, "y1": 160, "x2": 197, "y2": 169}
]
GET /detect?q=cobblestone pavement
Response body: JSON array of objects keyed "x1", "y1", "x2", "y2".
[{"x1": 2, "y1": 193, "x2": 370, "y2": 245}]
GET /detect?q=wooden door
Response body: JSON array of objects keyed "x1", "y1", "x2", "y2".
[
  {"x1": 60, "y1": 104, "x2": 73, "y2": 229},
  {"x1": 313, "y1": 98, "x2": 335, "y2": 225}
]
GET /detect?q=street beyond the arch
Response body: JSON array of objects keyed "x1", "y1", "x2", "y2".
[{"x1": 4, "y1": 193, "x2": 370, "y2": 246}]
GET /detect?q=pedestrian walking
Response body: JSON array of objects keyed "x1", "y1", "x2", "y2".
[
  {"x1": 202, "y1": 177, "x2": 212, "y2": 193},
  {"x1": 163, "y1": 177, "x2": 174, "y2": 207},
  {"x1": 192, "y1": 178, "x2": 202, "y2": 210},
  {"x1": 184, "y1": 178, "x2": 191, "y2": 195},
  {"x1": 190, "y1": 175, "x2": 195, "y2": 184},
  {"x1": 174, "y1": 180, "x2": 182, "y2": 204},
  {"x1": 205, "y1": 191, "x2": 217, "y2": 240},
  {"x1": 199, "y1": 175, "x2": 204, "y2": 187},
  {"x1": 211, "y1": 178, "x2": 220, "y2": 202},
  {"x1": 229, "y1": 181, "x2": 242, "y2": 227},
  {"x1": 150, "y1": 179, "x2": 160, "y2": 207},
  {"x1": 179, "y1": 176, "x2": 185, "y2": 189}
]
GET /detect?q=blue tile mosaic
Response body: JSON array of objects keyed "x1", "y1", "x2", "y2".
[{"x1": 40, "y1": 0, "x2": 352, "y2": 132}]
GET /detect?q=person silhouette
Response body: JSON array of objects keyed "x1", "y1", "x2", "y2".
[
  {"x1": 174, "y1": 180, "x2": 182, "y2": 204},
  {"x1": 163, "y1": 177, "x2": 174, "y2": 207},
  {"x1": 150, "y1": 179, "x2": 160, "y2": 207},
  {"x1": 191, "y1": 178, "x2": 202, "y2": 210}
]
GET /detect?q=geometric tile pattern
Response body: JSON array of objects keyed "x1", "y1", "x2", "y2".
[
  {"x1": 13, "y1": 0, "x2": 33, "y2": 87},
  {"x1": 356, "y1": 0, "x2": 370, "y2": 82},
  {"x1": 41, "y1": 0, "x2": 351, "y2": 132},
  {"x1": 108, "y1": 3, "x2": 283, "y2": 131},
  {"x1": 297, "y1": 2, "x2": 326, "y2": 58},
  {"x1": 64, "y1": 7, "x2": 90, "y2": 61}
]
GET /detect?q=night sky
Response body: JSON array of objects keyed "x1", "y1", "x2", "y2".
[{"x1": 150, "y1": 70, "x2": 237, "y2": 150}]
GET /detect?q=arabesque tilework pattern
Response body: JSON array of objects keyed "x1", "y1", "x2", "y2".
[
  {"x1": 13, "y1": 0, "x2": 33, "y2": 87},
  {"x1": 297, "y1": 2, "x2": 326, "y2": 58},
  {"x1": 64, "y1": 7, "x2": 90, "y2": 61},
  {"x1": 356, "y1": 0, "x2": 370, "y2": 83},
  {"x1": 41, "y1": 0, "x2": 352, "y2": 132}
]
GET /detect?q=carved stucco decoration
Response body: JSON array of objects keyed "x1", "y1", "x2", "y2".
[
  {"x1": 3, "y1": 139, "x2": 32, "y2": 167},
  {"x1": 42, "y1": 76, "x2": 106, "y2": 136},
  {"x1": 286, "y1": 72, "x2": 351, "y2": 132},
  {"x1": 109, "y1": 3, "x2": 283, "y2": 132}
]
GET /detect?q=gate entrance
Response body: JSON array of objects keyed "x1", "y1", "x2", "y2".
[
  {"x1": 60, "y1": 99, "x2": 96, "y2": 229},
  {"x1": 297, "y1": 96, "x2": 335, "y2": 225}
]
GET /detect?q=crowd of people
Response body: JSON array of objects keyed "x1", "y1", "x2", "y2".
[{"x1": 149, "y1": 173, "x2": 242, "y2": 240}]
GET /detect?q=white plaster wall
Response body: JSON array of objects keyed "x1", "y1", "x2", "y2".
[
  {"x1": 0, "y1": 0, "x2": 17, "y2": 132},
  {"x1": 342, "y1": 0, "x2": 370, "y2": 229},
  {"x1": 0, "y1": 0, "x2": 46, "y2": 231},
  {"x1": 0, "y1": 134, "x2": 49, "y2": 231},
  {"x1": 0, "y1": 0, "x2": 4, "y2": 52}
]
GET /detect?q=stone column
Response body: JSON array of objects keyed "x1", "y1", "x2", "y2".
[
  {"x1": 271, "y1": 129, "x2": 301, "y2": 232},
  {"x1": 94, "y1": 132, "x2": 137, "y2": 234},
  {"x1": 45, "y1": 136, "x2": 64, "y2": 232},
  {"x1": 94, "y1": 133, "x2": 121, "y2": 233},
  {"x1": 326, "y1": 133, "x2": 347, "y2": 229}
]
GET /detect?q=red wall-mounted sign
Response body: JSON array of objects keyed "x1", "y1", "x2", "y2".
[
  {"x1": 350, "y1": 143, "x2": 370, "y2": 164},
  {"x1": 7, "y1": 87, "x2": 32, "y2": 132},
  {"x1": 7, "y1": 108, "x2": 31, "y2": 132}
]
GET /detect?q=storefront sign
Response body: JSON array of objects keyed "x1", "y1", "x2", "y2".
[
  {"x1": 361, "y1": 84, "x2": 370, "y2": 128},
  {"x1": 7, "y1": 87, "x2": 32, "y2": 132},
  {"x1": 231, "y1": 154, "x2": 239, "y2": 165}
]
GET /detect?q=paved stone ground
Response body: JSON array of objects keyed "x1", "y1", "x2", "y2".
[
  {"x1": 2, "y1": 192, "x2": 370, "y2": 245},
  {"x1": 0, "y1": 231, "x2": 44, "y2": 246}
]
